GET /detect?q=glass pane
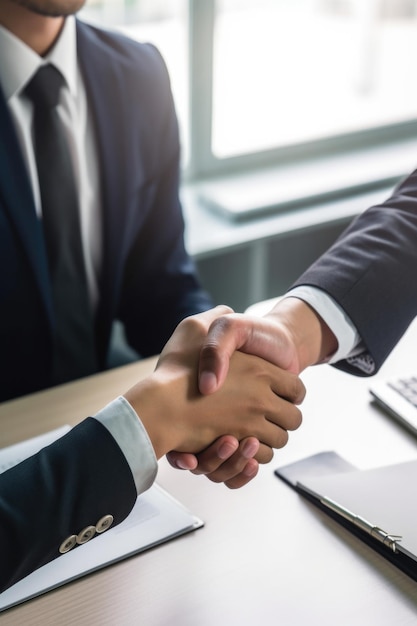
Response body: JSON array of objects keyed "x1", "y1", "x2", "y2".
[
  {"x1": 212, "y1": 0, "x2": 417, "y2": 158},
  {"x1": 80, "y1": 0, "x2": 189, "y2": 163}
]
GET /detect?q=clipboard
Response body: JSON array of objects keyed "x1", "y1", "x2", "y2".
[{"x1": 275, "y1": 451, "x2": 417, "y2": 582}]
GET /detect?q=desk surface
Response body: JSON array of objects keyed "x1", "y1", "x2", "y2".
[{"x1": 1, "y1": 326, "x2": 417, "y2": 625}]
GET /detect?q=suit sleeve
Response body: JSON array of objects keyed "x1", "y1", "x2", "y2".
[
  {"x1": 291, "y1": 169, "x2": 417, "y2": 375},
  {"x1": 0, "y1": 417, "x2": 137, "y2": 593}
]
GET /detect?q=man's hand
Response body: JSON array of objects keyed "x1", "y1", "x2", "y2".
[
  {"x1": 167, "y1": 436, "x2": 261, "y2": 489},
  {"x1": 126, "y1": 305, "x2": 305, "y2": 468},
  {"x1": 198, "y1": 311, "x2": 299, "y2": 396},
  {"x1": 198, "y1": 297, "x2": 338, "y2": 394},
  {"x1": 168, "y1": 297, "x2": 336, "y2": 487}
]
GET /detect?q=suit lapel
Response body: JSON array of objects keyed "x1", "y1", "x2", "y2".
[
  {"x1": 0, "y1": 88, "x2": 53, "y2": 323},
  {"x1": 76, "y1": 21, "x2": 132, "y2": 314}
]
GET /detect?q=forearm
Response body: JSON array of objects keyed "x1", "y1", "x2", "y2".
[
  {"x1": 0, "y1": 418, "x2": 137, "y2": 593},
  {"x1": 289, "y1": 176, "x2": 417, "y2": 371}
]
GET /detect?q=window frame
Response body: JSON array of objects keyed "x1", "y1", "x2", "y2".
[{"x1": 186, "y1": 0, "x2": 417, "y2": 182}]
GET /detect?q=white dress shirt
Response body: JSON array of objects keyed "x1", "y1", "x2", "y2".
[
  {"x1": 0, "y1": 18, "x2": 101, "y2": 309},
  {"x1": 287, "y1": 286, "x2": 373, "y2": 372},
  {"x1": 0, "y1": 18, "x2": 157, "y2": 494},
  {"x1": 95, "y1": 397, "x2": 157, "y2": 495}
]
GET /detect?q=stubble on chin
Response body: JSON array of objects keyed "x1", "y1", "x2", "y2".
[{"x1": 10, "y1": 0, "x2": 85, "y2": 17}]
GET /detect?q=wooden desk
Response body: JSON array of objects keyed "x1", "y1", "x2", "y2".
[{"x1": 1, "y1": 326, "x2": 417, "y2": 625}]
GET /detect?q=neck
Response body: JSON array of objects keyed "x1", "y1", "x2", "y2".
[{"x1": 0, "y1": 2, "x2": 64, "y2": 56}]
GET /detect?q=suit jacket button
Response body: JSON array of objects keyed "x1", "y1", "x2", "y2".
[
  {"x1": 76, "y1": 525, "x2": 96, "y2": 545},
  {"x1": 96, "y1": 514, "x2": 114, "y2": 534},
  {"x1": 59, "y1": 534, "x2": 77, "y2": 554}
]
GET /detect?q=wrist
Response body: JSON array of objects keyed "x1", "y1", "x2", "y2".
[
  {"x1": 123, "y1": 374, "x2": 179, "y2": 460},
  {"x1": 266, "y1": 297, "x2": 338, "y2": 371}
]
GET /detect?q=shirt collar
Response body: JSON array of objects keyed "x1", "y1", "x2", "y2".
[{"x1": 0, "y1": 16, "x2": 78, "y2": 101}]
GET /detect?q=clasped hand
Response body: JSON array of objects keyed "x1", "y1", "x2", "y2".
[{"x1": 151, "y1": 306, "x2": 306, "y2": 488}]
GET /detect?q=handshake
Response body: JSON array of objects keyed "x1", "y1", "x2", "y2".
[
  {"x1": 0, "y1": 299, "x2": 327, "y2": 592},
  {"x1": 125, "y1": 303, "x2": 309, "y2": 489}
]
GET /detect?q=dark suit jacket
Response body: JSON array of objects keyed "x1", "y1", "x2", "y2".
[
  {"x1": 0, "y1": 19, "x2": 212, "y2": 402},
  {"x1": 292, "y1": 169, "x2": 417, "y2": 374},
  {"x1": 0, "y1": 417, "x2": 137, "y2": 593}
]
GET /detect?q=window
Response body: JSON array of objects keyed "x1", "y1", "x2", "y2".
[
  {"x1": 81, "y1": 0, "x2": 417, "y2": 180},
  {"x1": 212, "y1": 0, "x2": 417, "y2": 159}
]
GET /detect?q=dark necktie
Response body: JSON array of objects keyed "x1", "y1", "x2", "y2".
[{"x1": 25, "y1": 64, "x2": 98, "y2": 384}]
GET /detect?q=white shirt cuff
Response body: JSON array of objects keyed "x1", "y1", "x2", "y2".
[
  {"x1": 286, "y1": 286, "x2": 362, "y2": 363},
  {"x1": 93, "y1": 396, "x2": 158, "y2": 496}
]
